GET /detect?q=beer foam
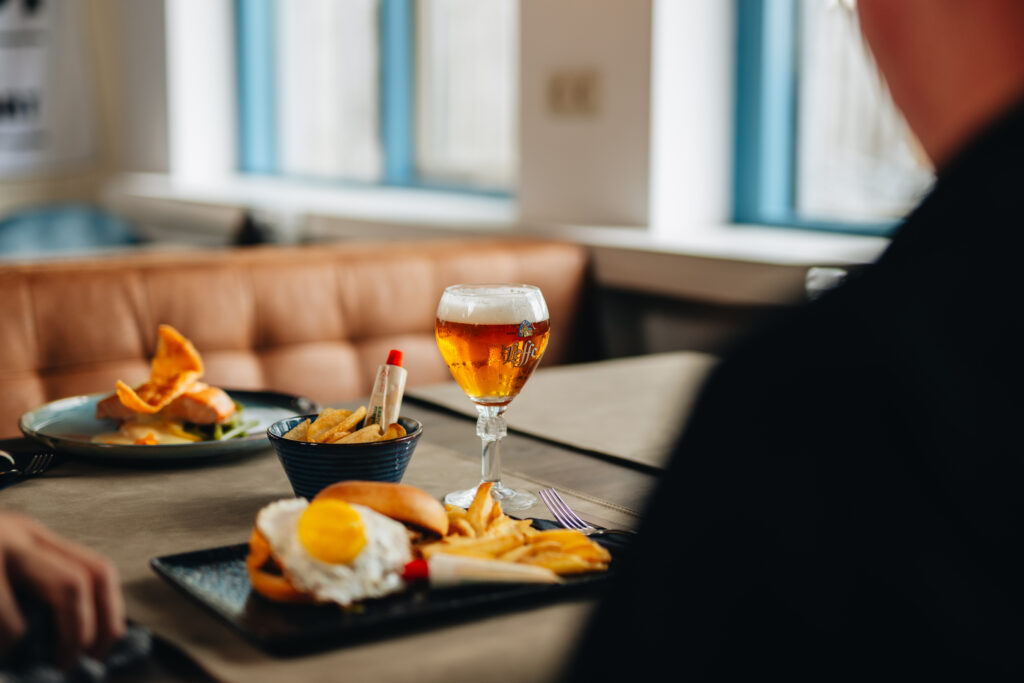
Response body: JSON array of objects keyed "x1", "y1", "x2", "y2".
[{"x1": 437, "y1": 285, "x2": 549, "y2": 324}]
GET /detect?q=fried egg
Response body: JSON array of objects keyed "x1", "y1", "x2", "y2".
[{"x1": 256, "y1": 497, "x2": 412, "y2": 606}]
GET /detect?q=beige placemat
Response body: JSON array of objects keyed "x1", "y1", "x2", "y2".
[
  {"x1": 2, "y1": 438, "x2": 640, "y2": 683},
  {"x1": 407, "y1": 351, "x2": 718, "y2": 470}
]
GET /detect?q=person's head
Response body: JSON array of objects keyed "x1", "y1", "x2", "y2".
[{"x1": 856, "y1": 0, "x2": 1024, "y2": 169}]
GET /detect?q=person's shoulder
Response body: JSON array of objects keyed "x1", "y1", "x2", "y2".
[
  {"x1": 708, "y1": 278, "x2": 876, "y2": 387},
  {"x1": 680, "y1": 269, "x2": 903, "y2": 448}
]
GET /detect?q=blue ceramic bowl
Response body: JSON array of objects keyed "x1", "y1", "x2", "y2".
[{"x1": 267, "y1": 414, "x2": 423, "y2": 499}]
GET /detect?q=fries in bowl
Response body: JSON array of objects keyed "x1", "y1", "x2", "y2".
[{"x1": 282, "y1": 405, "x2": 407, "y2": 445}]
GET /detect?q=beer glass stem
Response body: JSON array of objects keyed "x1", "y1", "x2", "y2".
[{"x1": 476, "y1": 404, "x2": 507, "y2": 485}]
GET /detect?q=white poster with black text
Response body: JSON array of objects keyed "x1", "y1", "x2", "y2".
[{"x1": 0, "y1": 0, "x2": 96, "y2": 177}]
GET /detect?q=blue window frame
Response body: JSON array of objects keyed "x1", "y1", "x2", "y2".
[
  {"x1": 733, "y1": 0, "x2": 897, "y2": 236},
  {"x1": 235, "y1": 0, "x2": 511, "y2": 197},
  {"x1": 236, "y1": 0, "x2": 277, "y2": 175},
  {"x1": 380, "y1": 0, "x2": 414, "y2": 186},
  {"x1": 237, "y1": 0, "x2": 410, "y2": 182}
]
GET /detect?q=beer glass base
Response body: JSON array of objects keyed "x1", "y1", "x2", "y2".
[{"x1": 445, "y1": 482, "x2": 538, "y2": 512}]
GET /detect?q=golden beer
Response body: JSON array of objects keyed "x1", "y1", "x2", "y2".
[
  {"x1": 435, "y1": 283, "x2": 549, "y2": 511},
  {"x1": 435, "y1": 318, "x2": 550, "y2": 406}
]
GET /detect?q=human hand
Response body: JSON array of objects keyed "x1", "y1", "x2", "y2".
[{"x1": 0, "y1": 511, "x2": 125, "y2": 669}]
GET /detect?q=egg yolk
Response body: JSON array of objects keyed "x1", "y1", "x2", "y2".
[{"x1": 297, "y1": 499, "x2": 367, "y2": 565}]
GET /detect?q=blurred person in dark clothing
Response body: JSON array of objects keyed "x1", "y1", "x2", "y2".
[{"x1": 567, "y1": 1, "x2": 1024, "y2": 679}]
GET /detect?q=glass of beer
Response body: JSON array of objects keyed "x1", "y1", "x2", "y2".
[{"x1": 435, "y1": 284, "x2": 550, "y2": 511}]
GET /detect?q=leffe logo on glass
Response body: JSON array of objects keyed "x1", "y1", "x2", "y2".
[{"x1": 502, "y1": 320, "x2": 539, "y2": 368}]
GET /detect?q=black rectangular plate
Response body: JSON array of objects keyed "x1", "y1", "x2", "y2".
[{"x1": 150, "y1": 521, "x2": 629, "y2": 656}]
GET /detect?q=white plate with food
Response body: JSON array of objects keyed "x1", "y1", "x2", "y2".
[
  {"x1": 19, "y1": 389, "x2": 316, "y2": 462},
  {"x1": 19, "y1": 324, "x2": 316, "y2": 462}
]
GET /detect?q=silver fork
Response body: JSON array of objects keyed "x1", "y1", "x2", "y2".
[
  {"x1": 538, "y1": 488, "x2": 635, "y2": 537},
  {"x1": 0, "y1": 451, "x2": 55, "y2": 479}
]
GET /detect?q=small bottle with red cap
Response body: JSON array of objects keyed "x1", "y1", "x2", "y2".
[{"x1": 363, "y1": 349, "x2": 408, "y2": 434}]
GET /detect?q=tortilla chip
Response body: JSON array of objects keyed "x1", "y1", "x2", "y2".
[
  {"x1": 151, "y1": 324, "x2": 203, "y2": 383},
  {"x1": 114, "y1": 324, "x2": 204, "y2": 414},
  {"x1": 115, "y1": 374, "x2": 200, "y2": 415}
]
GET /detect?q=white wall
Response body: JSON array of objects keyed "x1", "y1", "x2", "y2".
[
  {"x1": 113, "y1": 0, "x2": 168, "y2": 174},
  {"x1": 648, "y1": 0, "x2": 735, "y2": 236},
  {"x1": 518, "y1": 0, "x2": 652, "y2": 227},
  {"x1": 166, "y1": 0, "x2": 236, "y2": 182}
]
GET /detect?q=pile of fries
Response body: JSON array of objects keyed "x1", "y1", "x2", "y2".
[
  {"x1": 283, "y1": 406, "x2": 406, "y2": 444},
  {"x1": 415, "y1": 483, "x2": 611, "y2": 575}
]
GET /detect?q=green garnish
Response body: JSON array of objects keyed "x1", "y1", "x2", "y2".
[
  {"x1": 218, "y1": 419, "x2": 259, "y2": 441},
  {"x1": 181, "y1": 402, "x2": 255, "y2": 441}
]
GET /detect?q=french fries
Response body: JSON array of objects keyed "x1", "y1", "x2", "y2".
[
  {"x1": 318, "y1": 406, "x2": 367, "y2": 443},
  {"x1": 415, "y1": 482, "x2": 612, "y2": 575},
  {"x1": 283, "y1": 406, "x2": 407, "y2": 444}
]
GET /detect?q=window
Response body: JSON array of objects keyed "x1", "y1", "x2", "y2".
[
  {"x1": 161, "y1": 0, "x2": 906, "y2": 252},
  {"x1": 235, "y1": 0, "x2": 517, "y2": 194},
  {"x1": 415, "y1": 0, "x2": 518, "y2": 191},
  {"x1": 734, "y1": 0, "x2": 934, "y2": 236}
]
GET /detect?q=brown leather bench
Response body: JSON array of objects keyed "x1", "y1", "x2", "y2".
[{"x1": 0, "y1": 238, "x2": 589, "y2": 438}]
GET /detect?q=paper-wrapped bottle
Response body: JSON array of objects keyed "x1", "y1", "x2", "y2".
[
  {"x1": 401, "y1": 553, "x2": 561, "y2": 587},
  {"x1": 363, "y1": 349, "x2": 408, "y2": 434}
]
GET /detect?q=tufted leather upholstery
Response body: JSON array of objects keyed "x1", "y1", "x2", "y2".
[{"x1": 0, "y1": 238, "x2": 589, "y2": 438}]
